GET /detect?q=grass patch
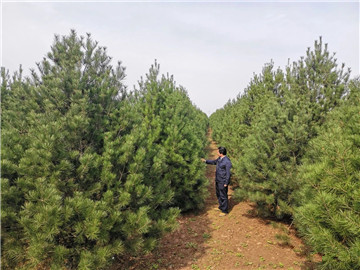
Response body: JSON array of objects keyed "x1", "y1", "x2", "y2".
[
  {"x1": 186, "y1": 242, "x2": 198, "y2": 249},
  {"x1": 275, "y1": 233, "x2": 292, "y2": 247},
  {"x1": 202, "y1": 233, "x2": 211, "y2": 239},
  {"x1": 191, "y1": 264, "x2": 200, "y2": 270}
]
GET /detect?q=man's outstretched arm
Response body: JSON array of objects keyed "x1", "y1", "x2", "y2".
[{"x1": 201, "y1": 158, "x2": 217, "y2": 165}]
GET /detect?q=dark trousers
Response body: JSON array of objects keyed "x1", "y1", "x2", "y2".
[{"x1": 215, "y1": 182, "x2": 228, "y2": 213}]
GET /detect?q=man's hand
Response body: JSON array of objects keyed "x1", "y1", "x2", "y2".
[
  {"x1": 224, "y1": 184, "x2": 228, "y2": 187},
  {"x1": 201, "y1": 158, "x2": 206, "y2": 162}
]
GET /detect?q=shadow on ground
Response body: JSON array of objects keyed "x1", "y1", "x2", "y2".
[{"x1": 113, "y1": 207, "x2": 214, "y2": 270}]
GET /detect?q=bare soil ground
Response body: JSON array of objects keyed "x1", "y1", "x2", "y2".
[{"x1": 112, "y1": 134, "x2": 320, "y2": 270}]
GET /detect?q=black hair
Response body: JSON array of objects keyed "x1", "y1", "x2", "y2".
[{"x1": 218, "y1": 146, "x2": 227, "y2": 155}]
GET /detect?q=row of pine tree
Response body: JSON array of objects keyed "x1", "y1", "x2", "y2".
[
  {"x1": 209, "y1": 38, "x2": 360, "y2": 270},
  {"x1": 1, "y1": 30, "x2": 209, "y2": 269}
]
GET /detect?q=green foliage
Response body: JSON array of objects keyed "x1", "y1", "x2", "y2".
[
  {"x1": 295, "y1": 79, "x2": 360, "y2": 269},
  {"x1": 210, "y1": 37, "x2": 358, "y2": 269},
  {"x1": 210, "y1": 37, "x2": 350, "y2": 219},
  {"x1": 131, "y1": 61, "x2": 209, "y2": 212},
  {"x1": 1, "y1": 30, "x2": 131, "y2": 270},
  {"x1": 1, "y1": 31, "x2": 208, "y2": 269}
]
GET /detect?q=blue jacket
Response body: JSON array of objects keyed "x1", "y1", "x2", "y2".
[{"x1": 206, "y1": 156, "x2": 232, "y2": 185}]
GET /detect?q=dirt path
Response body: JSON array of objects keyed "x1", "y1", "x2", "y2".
[{"x1": 113, "y1": 134, "x2": 319, "y2": 270}]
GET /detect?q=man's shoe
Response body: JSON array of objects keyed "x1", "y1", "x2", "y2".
[
  {"x1": 219, "y1": 212, "x2": 227, "y2": 217},
  {"x1": 213, "y1": 207, "x2": 220, "y2": 211}
]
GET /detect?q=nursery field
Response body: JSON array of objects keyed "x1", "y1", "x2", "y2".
[{"x1": 3, "y1": 31, "x2": 359, "y2": 270}]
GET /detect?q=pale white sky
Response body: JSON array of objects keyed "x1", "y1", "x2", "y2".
[{"x1": 1, "y1": 1, "x2": 359, "y2": 115}]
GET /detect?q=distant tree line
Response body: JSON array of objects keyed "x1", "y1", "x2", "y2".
[
  {"x1": 210, "y1": 37, "x2": 360, "y2": 270},
  {"x1": 1, "y1": 30, "x2": 209, "y2": 269}
]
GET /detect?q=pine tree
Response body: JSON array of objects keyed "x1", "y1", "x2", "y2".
[
  {"x1": 1, "y1": 30, "x2": 130, "y2": 269},
  {"x1": 209, "y1": 38, "x2": 351, "y2": 220},
  {"x1": 232, "y1": 64, "x2": 291, "y2": 217},
  {"x1": 129, "y1": 62, "x2": 208, "y2": 212},
  {"x1": 2, "y1": 31, "x2": 205, "y2": 269},
  {"x1": 160, "y1": 86, "x2": 208, "y2": 211},
  {"x1": 295, "y1": 78, "x2": 360, "y2": 270},
  {"x1": 287, "y1": 37, "x2": 350, "y2": 135}
]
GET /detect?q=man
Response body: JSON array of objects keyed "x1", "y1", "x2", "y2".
[{"x1": 202, "y1": 146, "x2": 232, "y2": 216}]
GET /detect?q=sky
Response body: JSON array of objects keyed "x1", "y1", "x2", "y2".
[{"x1": 1, "y1": 1, "x2": 359, "y2": 116}]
